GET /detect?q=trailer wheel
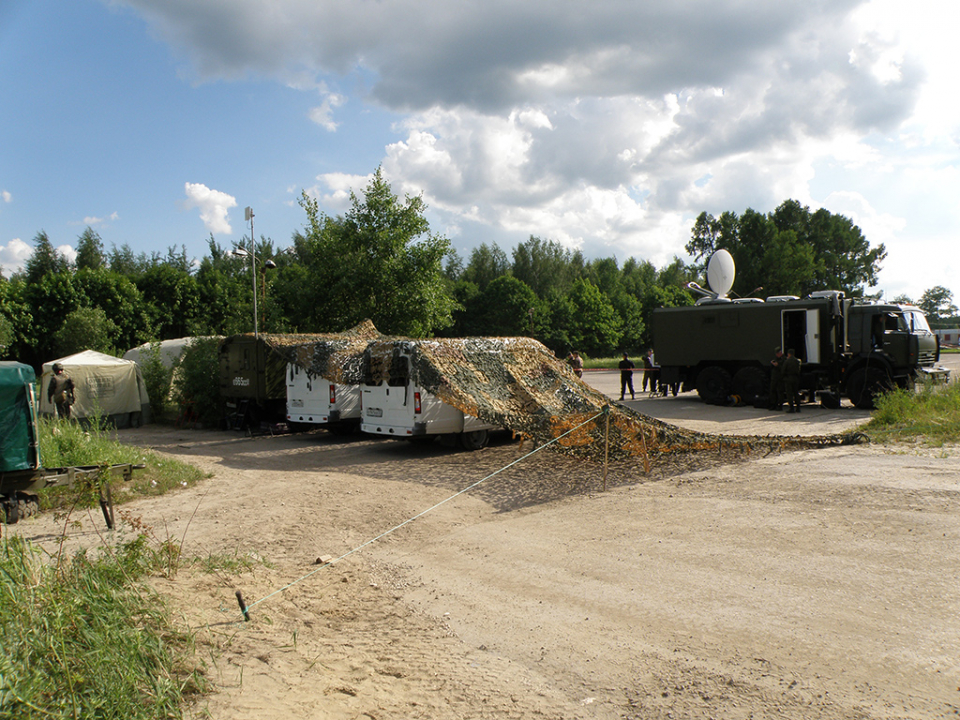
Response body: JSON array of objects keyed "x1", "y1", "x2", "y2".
[
  {"x1": 732, "y1": 367, "x2": 766, "y2": 407},
  {"x1": 847, "y1": 367, "x2": 892, "y2": 409},
  {"x1": 696, "y1": 366, "x2": 732, "y2": 405},
  {"x1": 460, "y1": 429, "x2": 490, "y2": 451}
]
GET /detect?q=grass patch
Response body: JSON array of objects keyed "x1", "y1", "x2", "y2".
[
  {"x1": 36, "y1": 416, "x2": 206, "y2": 511},
  {"x1": 0, "y1": 535, "x2": 205, "y2": 719},
  {"x1": 862, "y1": 379, "x2": 960, "y2": 445},
  {"x1": 582, "y1": 356, "x2": 628, "y2": 369}
]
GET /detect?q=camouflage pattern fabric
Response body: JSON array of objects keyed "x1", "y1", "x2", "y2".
[{"x1": 268, "y1": 322, "x2": 866, "y2": 463}]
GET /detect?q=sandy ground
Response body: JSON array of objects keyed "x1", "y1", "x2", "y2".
[{"x1": 10, "y1": 361, "x2": 960, "y2": 719}]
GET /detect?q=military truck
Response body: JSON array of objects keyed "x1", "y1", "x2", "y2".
[
  {"x1": 218, "y1": 334, "x2": 290, "y2": 429},
  {"x1": 652, "y1": 291, "x2": 948, "y2": 409}
]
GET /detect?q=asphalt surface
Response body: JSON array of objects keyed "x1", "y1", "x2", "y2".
[{"x1": 583, "y1": 352, "x2": 959, "y2": 437}]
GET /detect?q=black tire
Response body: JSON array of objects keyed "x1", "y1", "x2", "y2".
[
  {"x1": 696, "y1": 366, "x2": 732, "y2": 405},
  {"x1": 731, "y1": 366, "x2": 767, "y2": 407},
  {"x1": 460, "y1": 429, "x2": 490, "y2": 451},
  {"x1": 847, "y1": 367, "x2": 892, "y2": 409}
]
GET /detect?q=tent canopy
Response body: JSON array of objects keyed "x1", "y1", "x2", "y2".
[
  {"x1": 0, "y1": 361, "x2": 38, "y2": 472},
  {"x1": 40, "y1": 350, "x2": 149, "y2": 424}
]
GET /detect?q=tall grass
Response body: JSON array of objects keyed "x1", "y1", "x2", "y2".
[
  {"x1": 0, "y1": 535, "x2": 204, "y2": 719},
  {"x1": 864, "y1": 378, "x2": 960, "y2": 444},
  {"x1": 37, "y1": 415, "x2": 204, "y2": 505}
]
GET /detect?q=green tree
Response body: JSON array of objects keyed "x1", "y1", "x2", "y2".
[
  {"x1": 462, "y1": 243, "x2": 510, "y2": 292},
  {"x1": 296, "y1": 168, "x2": 457, "y2": 336},
  {"x1": 25, "y1": 231, "x2": 69, "y2": 284},
  {"x1": 511, "y1": 236, "x2": 584, "y2": 299},
  {"x1": 74, "y1": 268, "x2": 151, "y2": 352},
  {"x1": 53, "y1": 307, "x2": 118, "y2": 356},
  {"x1": 565, "y1": 279, "x2": 622, "y2": 357},
  {"x1": 21, "y1": 272, "x2": 80, "y2": 365},
  {"x1": 75, "y1": 227, "x2": 106, "y2": 271},
  {"x1": 136, "y1": 264, "x2": 201, "y2": 339},
  {"x1": 469, "y1": 275, "x2": 542, "y2": 337},
  {"x1": 687, "y1": 201, "x2": 885, "y2": 298},
  {"x1": 918, "y1": 286, "x2": 958, "y2": 327},
  {"x1": 173, "y1": 337, "x2": 222, "y2": 426}
]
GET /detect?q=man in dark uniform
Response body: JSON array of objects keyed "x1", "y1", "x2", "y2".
[
  {"x1": 782, "y1": 348, "x2": 802, "y2": 413},
  {"x1": 768, "y1": 347, "x2": 784, "y2": 410},
  {"x1": 47, "y1": 362, "x2": 76, "y2": 419},
  {"x1": 618, "y1": 352, "x2": 635, "y2": 400}
]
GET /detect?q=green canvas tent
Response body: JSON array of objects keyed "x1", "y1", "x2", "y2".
[{"x1": 0, "y1": 361, "x2": 39, "y2": 473}]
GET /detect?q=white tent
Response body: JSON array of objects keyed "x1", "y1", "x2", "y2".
[
  {"x1": 122, "y1": 337, "x2": 199, "y2": 369},
  {"x1": 40, "y1": 350, "x2": 151, "y2": 427}
]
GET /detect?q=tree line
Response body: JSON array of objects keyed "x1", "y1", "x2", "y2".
[{"x1": 2, "y1": 168, "x2": 944, "y2": 371}]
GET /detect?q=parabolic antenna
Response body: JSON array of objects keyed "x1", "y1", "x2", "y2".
[{"x1": 706, "y1": 249, "x2": 735, "y2": 298}]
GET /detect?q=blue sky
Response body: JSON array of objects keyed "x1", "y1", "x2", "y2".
[{"x1": 1, "y1": 0, "x2": 958, "y2": 303}]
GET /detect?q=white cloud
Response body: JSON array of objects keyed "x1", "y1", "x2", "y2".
[
  {"x1": 1, "y1": 191, "x2": 11, "y2": 204},
  {"x1": 81, "y1": 212, "x2": 120, "y2": 226},
  {"x1": 119, "y1": 0, "x2": 956, "y2": 297},
  {"x1": 183, "y1": 182, "x2": 237, "y2": 234},
  {"x1": 308, "y1": 92, "x2": 346, "y2": 131},
  {"x1": 0, "y1": 238, "x2": 33, "y2": 275}
]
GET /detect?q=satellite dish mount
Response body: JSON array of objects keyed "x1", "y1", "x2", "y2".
[{"x1": 687, "y1": 249, "x2": 736, "y2": 303}]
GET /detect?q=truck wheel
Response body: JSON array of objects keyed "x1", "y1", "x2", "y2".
[
  {"x1": 460, "y1": 429, "x2": 490, "y2": 451},
  {"x1": 696, "y1": 366, "x2": 732, "y2": 405},
  {"x1": 847, "y1": 367, "x2": 892, "y2": 409},
  {"x1": 732, "y1": 367, "x2": 766, "y2": 406}
]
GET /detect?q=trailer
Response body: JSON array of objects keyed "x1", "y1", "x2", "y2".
[
  {"x1": 360, "y1": 352, "x2": 499, "y2": 450},
  {"x1": 285, "y1": 362, "x2": 361, "y2": 434},
  {"x1": 0, "y1": 361, "x2": 142, "y2": 528}
]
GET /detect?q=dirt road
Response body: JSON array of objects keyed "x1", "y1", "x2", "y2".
[{"x1": 11, "y1": 366, "x2": 960, "y2": 719}]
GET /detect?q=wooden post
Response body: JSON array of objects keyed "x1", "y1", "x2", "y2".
[{"x1": 603, "y1": 405, "x2": 610, "y2": 491}]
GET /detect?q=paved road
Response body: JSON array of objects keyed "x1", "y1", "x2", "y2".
[{"x1": 583, "y1": 352, "x2": 959, "y2": 437}]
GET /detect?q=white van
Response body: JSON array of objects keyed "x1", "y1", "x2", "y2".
[
  {"x1": 285, "y1": 363, "x2": 361, "y2": 434},
  {"x1": 360, "y1": 361, "x2": 498, "y2": 450}
]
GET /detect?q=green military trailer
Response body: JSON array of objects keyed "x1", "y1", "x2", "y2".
[
  {"x1": 218, "y1": 334, "x2": 291, "y2": 430},
  {"x1": 0, "y1": 361, "x2": 141, "y2": 527},
  {"x1": 652, "y1": 291, "x2": 948, "y2": 409}
]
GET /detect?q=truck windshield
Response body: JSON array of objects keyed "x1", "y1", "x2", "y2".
[{"x1": 904, "y1": 311, "x2": 932, "y2": 333}]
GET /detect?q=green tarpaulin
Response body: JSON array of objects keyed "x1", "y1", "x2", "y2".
[{"x1": 0, "y1": 362, "x2": 39, "y2": 473}]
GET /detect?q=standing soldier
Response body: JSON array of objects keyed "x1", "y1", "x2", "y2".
[
  {"x1": 782, "y1": 348, "x2": 802, "y2": 413},
  {"x1": 768, "y1": 347, "x2": 784, "y2": 410},
  {"x1": 618, "y1": 352, "x2": 635, "y2": 401},
  {"x1": 47, "y1": 362, "x2": 76, "y2": 419}
]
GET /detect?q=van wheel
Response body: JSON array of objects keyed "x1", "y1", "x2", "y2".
[
  {"x1": 460, "y1": 429, "x2": 490, "y2": 451},
  {"x1": 696, "y1": 366, "x2": 732, "y2": 405},
  {"x1": 847, "y1": 367, "x2": 892, "y2": 409}
]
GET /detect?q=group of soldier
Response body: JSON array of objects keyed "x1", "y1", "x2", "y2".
[{"x1": 768, "y1": 347, "x2": 802, "y2": 412}]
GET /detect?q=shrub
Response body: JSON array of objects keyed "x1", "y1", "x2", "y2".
[{"x1": 173, "y1": 337, "x2": 222, "y2": 427}]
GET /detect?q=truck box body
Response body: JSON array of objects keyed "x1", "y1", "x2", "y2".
[
  {"x1": 361, "y1": 355, "x2": 498, "y2": 449},
  {"x1": 652, "y1": 293, "x2": 947, "y2": 408},
  {"x1": 285, "y1": 362, "x2": 361, "y2": 431}
]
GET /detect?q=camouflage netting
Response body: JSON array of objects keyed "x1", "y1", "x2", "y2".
[{"x1": 268, "y1": 322, "x2": 866, "y2": 463}]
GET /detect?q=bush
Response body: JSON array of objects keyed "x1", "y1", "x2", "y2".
[
  {"x1": 139, "y1": 342, "x2": 174, "y2": 417},
  {"x1": 173, "y1": 337, "x2": 222, "y2": 427},
  {"x1": 865, "y1": 378, "x2": 960, "y2": 444}
]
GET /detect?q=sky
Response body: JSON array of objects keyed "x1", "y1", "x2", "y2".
[{"x1": 1, "y1": 0, "x2": 958, "y2": 303}]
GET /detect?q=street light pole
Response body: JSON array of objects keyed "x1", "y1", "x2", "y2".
[{"x1": 245, "y1": 207, "x2": 258, "y2": 338}]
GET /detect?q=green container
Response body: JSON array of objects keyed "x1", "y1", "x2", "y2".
[{"x1": 0, "y1": 362, "x2": 39, "y2": 472}]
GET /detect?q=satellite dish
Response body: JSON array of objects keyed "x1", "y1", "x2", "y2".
[{"x1": 706, "y1": 249, "x2": 735, "y2": 298}]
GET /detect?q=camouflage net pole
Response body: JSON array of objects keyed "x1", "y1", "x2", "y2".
[{"x1": 268, "y1": 323, "x2": 867, "y2": 466}]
